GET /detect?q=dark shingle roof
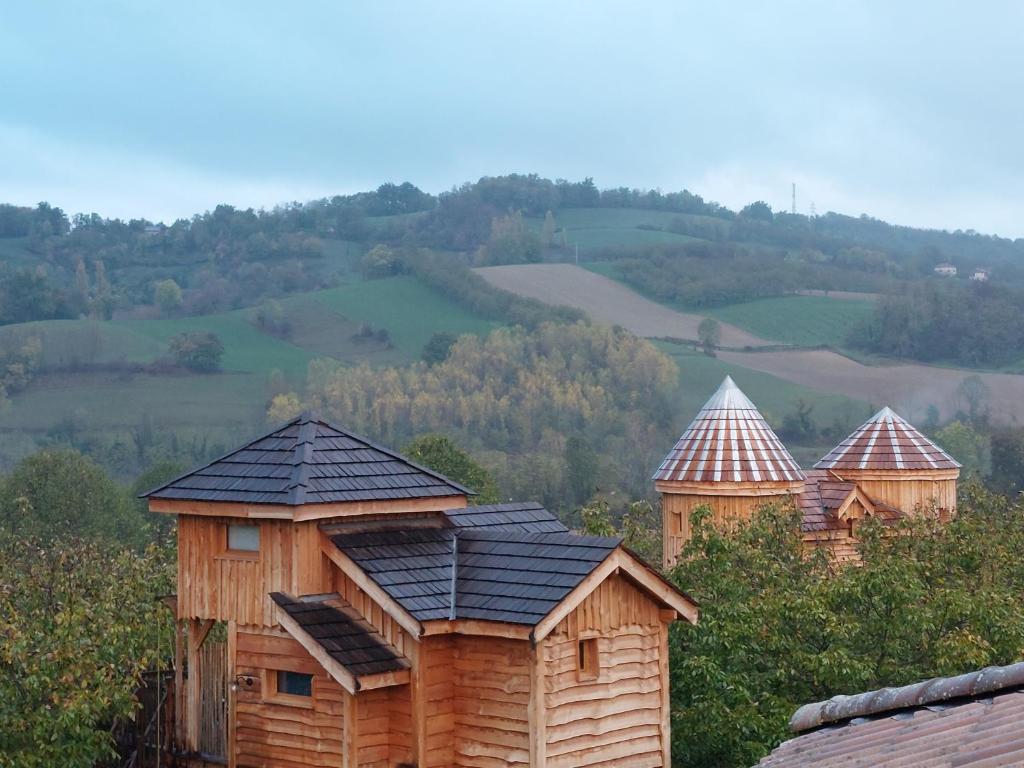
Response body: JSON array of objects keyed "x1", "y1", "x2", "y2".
[
  {"x1": 443, "y1": 502, "x2": 569, "y2": 533},
  {"x1": 143, "y1": 411, "x2": 471, "y2": 505},
  {"x1": 270, "y1": 592, "x2": 409, "y2": 677},
  {"x1": 797, "y1": 470, "x2": 906, "y2": 533},
  {"x1": 330, "y1": 527, "x2": 619, "y2": 625},
  {"x1": 758, "y1": 662, "x2": 1024, "y2": 767}
]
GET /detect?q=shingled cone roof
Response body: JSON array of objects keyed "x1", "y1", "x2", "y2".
[
  {"x1": 815, "y1": 406, "x2": 960, "y2": 472},
  {"x1": 143, "y1": 411, "x2": 472, "y2": 505},
  {"x1": 653, "y1": 376, "x2": 804, "y2": 484}
]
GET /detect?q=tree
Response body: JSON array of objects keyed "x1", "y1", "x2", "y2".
[
  {"x1": 153, "y1": 278, "x2": 182, "y2": 314},
  {"x1": 0, "y1": 449, "x2": 143, "y2": 544},
  {"x1": 403, "y1": 434, "x2": 500, "y2": 504},
  {"x1": 130, "y1": 459, "x2": 185, "y2": 543},
  {"x1": 540, "y1": 210, "x2": 557, "y2": 247},
  {"x1": 739, "y1": 200, "x2": 774, "y2": 221},
  {"x1": 169, "y1": 331, "x2": 224, "y2": 372},
  {"x1": 933, "y1": 420, "x2": 988, "y2": 478},
  {"x1": 0, "y1": 531, "x2": 174, "y2": 767},
  {"x1": 478, "y1": 210, "x2": 542, "y2": 265},
  {"x1": 421, "y1": 332, "x2": 457, "y2": 366},
  {"x1": 92, "y1": 260, "x2": 114, "y2": 320},
  {"x1": 360, "y1": 244, "x2": 402, "y2": 278},
  {"x1": 565, "y1": 436, "x2": 599, "y2": 505},
  {"x1": 989, "y1": 428, "x2": 1024, "y2": 495},
  {"x1": 267, "y1": 392, "x2": 303, "y2": 424},
  {"x1": 698, "y1": 317, "x2": 721, "y2": 356}
]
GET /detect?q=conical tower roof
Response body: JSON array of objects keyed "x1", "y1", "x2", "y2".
[
  {"x1": 815, "y1": 406, "x2": 960, "y2": 472},
  {"x1": 654, "y1": 376, "x2": 805, "y2": 485}
]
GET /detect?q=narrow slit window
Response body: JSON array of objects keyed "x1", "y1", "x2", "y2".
[
  {"x1": 276, "y1": 670, "x2": 313, "y2": 698},
  {"x1": 577, "y1": 637, "x2": 599, "y2": 680},
  {"x1": 227, "y1": 523, "x2": 260, "y2": 553}
]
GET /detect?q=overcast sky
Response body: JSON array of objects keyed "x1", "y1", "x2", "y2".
[{"x1": 2, "y1": 1, "x2": 1022, "y2": 236}]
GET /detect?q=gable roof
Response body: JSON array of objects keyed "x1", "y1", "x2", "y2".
[
  {"x1": 143, "y1": 411, "x2": 471, "y2": 505},
  {"x1": 443, "y1": 501, "x2": 569, "y2": 533},
  {"x1": 329, "y1": 527, "x2": 619, "y2": 625},
  {"x1": 654, "y1": 376, "x2": 804, "y2": 485},
  {"x1": 270, "y1": 592, "x2": 408, "y2": 678},
  {"x1": 815, "y1": 407, "x2": 960, "y2": 472},
  {"x1": 759, "y1": 662, "x2": 1024, "y2": 767},
  {"x1": 798, "y1": 470, "x2": 903, "y2": 533}
]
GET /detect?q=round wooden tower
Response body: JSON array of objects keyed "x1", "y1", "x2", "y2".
[
  {"x1": 655, "y1": 376, "x2": 805, "y2": 567},
  {"x1": 814, "y1": 406, "x2": 960, "y2": 520}
]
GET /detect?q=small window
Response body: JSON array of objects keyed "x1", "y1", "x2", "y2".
[
  {"x1": 277, "y1": 671, "x2": 312, "y2": 698},
  {"x1": 227, "y1": 523, "x2": 260, "y2": 553},
  {"x1": 577, "y1": 637, "x2": 599, "y2": 680}
]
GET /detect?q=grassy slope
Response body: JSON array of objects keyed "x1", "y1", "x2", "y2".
[
  {"x1": 585, "y1": 261, "x2": 874, "y2": 348},
  {"x1": 0, "y1": 275, "x2": 497, "y2": 468},
  {"x1": 533, "y1": 208, "x2": 706, "y2": 251}
]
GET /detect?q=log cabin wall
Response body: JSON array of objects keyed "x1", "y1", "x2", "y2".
[
  {"x1": 178, "y1": 516, "x2": 332, "y2": 626},
  {"x1": 451, "y1": 635, "x2": 531, "y2": 767},
  {"x1": 419, "y1": 635, "x2": 455, "y2": 768},
  {"x1": 233, "y1": 626, "x2": 346, "y2": 768},
  {"x1": 541, "y1": 574, "x2": 670, "y2": 768},
  {"x1": 834, "y1": 472, "x2": 958, "y2": 519},
  {"x1": 357, "y1": 686, "x2": 413, "y2": 768}
]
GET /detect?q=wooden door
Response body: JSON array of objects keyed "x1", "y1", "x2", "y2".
[{"x1": 197, "y1": 639, "x2": 229, "y2": 759}]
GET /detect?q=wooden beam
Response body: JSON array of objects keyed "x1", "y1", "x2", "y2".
[
  {"x1": 184, "y1": 618, "x2": 214, "y2": 750},
  {"x1": 528, "y1": 642, "x2": 546, "y2": 767},
  {"x1": 320, "y1": 533, "x2": 422, "y2": 639},
  {"x1": 343, "y1": 690, "x2": 358, "y2": 768},
  {"x1": 173, "y1": 618, "x2": 185, "y2": 748},
  {"x1": 655, "y1": 479, "x2": 804, "y2": 496},
  {"x1": 149, "y1": 494, "x2": 468, "y2": 520},
  {"x1": 421, "y1": 618, "x2": 532, "y2": 640},
  {"x1": 357, "y1": 668, "x2": 411, "y2": 690}
]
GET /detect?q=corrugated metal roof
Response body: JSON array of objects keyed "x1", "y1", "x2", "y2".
[
  {"x1": 758, "y1": 662, "x2": 1024, "y2": 767},
  {"x1": 815, "y1": 407, "x2": 960, "y2": 472},
  {"x1": 330, "y1": 527, "x2": 620, "y2": 625},
  {"x1": 654, "y1": 376, "x2": 805, "y2": 485},
  {"x1": 270, "y1": 592, "x2": 409, "y2": 677},
  {"x1": 142, "y1": 411, "x2": 471, "y2": 505}
]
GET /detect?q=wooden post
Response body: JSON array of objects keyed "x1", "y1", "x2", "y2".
[
  {"x1": 227, "y1": 620, "x2": 237, "y2": 768},
  {"x1": 343, "y1": 690, "x2": 358, "y2": 768},
  {"x1": 408, "y1": 638, "x2": 426, "y2": 765},
  {"x1": 528, "y1": 641, "x2": 547, "y2": 767},
  {"x1": 185, "y1": 618, "x2": 215, "y2": 751},
  {"x1": 659, "y1": 620, "x2": 672, "y2": 767},
  {"x1": 173, "y1": 617, "x2": 185, "y2": 748}
]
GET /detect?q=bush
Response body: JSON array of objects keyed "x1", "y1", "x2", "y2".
[{"x1": 168, "y1": 331, "x2": 224, "y2": 372}]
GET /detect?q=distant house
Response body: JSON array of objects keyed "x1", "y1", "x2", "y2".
[
  {"x1": 970, "y1": 267, "x2": 990, "y2": 282},
  {"x1": 934, "y1": 262, "x2": 957, "y2": 276},
  {"x1": 757, "y1": 661, "x2": 1024, "y2": 767},
  {"x1": 654, "y1": 377, "x2": 960, "y2": 565},
  {"x1": 144, "y1": 411, "x2": 698, "y2": 767}
]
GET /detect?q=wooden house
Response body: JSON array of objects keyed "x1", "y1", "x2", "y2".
[
  {"x1": 146, "y1": 412, "x2": 698, "y2": 768},
  {"x1": 656, "y1": 378, "x2": 960, "y2": 565}
]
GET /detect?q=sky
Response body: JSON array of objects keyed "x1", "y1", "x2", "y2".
[{"x1": 2, "y1": 1, "x2": 1023, "y2": 236}]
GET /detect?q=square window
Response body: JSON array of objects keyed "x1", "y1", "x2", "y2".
[
  {"x1": 577, "y1": 637, "x2": 599, "y2": 680},
  {"x1": 277, "y1": 670, "x2": 312, "y2": 697},
  {"x1": 227, "y1": 524, "x2": 260, "y2": 553}
]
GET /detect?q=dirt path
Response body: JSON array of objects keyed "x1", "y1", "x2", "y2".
[
  {"x1": 476, "y1": 264, "x2": 768, "y2": 347},
  {"x1": 477, "y1": 263, "x2": 1024, "y2": 424}
]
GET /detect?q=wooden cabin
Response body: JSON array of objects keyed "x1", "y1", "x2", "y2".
[
  {"x1": 146, "y1": 412, "x2": 698, "y2": 768},
  {"x1": 656, "y1": 379, "x2": 961, "y2": 565}
]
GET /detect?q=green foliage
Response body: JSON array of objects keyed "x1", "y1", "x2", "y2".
[
  {"x1": 989, "y1": 428, "x2": 1024, "y2": 495},
  {"x1": 739, "y1": 200, "x2": 774, "y2": 222},
  {"x1": 564, "y1": 436, "x2": 599, "y2": 506},
  {"x1": 361, "y1": 244, "x2": 403, "y2": 279},
  {"x1": 168, "y1": 331, "x2": 224, "y2": 372},
  {"x1": 578, "y1": 498, "x2": 662, "y2": 565},
  {"x1": 697, "y1": 317, "x2": 720, "y2": 355},
  {"x1": 0, "y1": 449, "x2": 143, "y2": 545},
  {"x1": 0, "y1": 532, "x2": 174, "y2": 767},
  {"x1": 130, "y1": 459, "x2": 186, "y2": 543},
  {"x1": 403, "y1": 434, "x2": 500, "y2": 505},
  {"x1": 668, "y1": 489, "x2": 1024, "y2": 767},
  {"x1": 478, "y1": 211, "x2": 542, "y2": 265},
  {"x1": 933, "y1": 420, "x2": 988, "y2": 478},
  {"x1": 421, "y1": 332, "x2": 457, "y2": 366},
  {"x1": 706, "y1": 295, "x2": 875, "y2": 348},
  {"x1": 153, "y1": 279, "x2": 182, "y2": 314}
]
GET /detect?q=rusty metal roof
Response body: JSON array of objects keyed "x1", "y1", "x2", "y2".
[
  {"x1": 759, "y1": 662, "x2": 1024, "y2": 767},
  {"x1": 654, "y1": 376, "x2": 804, "y2": 485},
  {"x1": 142, "y1": 411, "x2": 471, "y2": 505},
  {"x1": 815, "y1": 407, "x2": 960, "y2": 472}
]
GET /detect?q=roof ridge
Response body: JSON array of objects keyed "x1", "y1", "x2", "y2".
[{"x1": 286, "y1": 418, "x2": 319, "y2": 505}]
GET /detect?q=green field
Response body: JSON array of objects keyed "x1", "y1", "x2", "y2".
[
  {"x1": 707, "y1": 295, "x2": 875, "y2": 348},
  {"x1": 656, "y1": 341, "x2": 872, "y2": 467},
  {"x1": 533, "y1": 208, "x2": 707, "y2": 252},
  {"x1": 0, "y1": 275, "x2": 498, "y2": 469}
]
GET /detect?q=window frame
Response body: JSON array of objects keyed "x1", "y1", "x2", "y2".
[
  {"x1": 262, "y1": 668, "x2": 315, "y2": 708},
  {"x1": 576, "y1": 634, "x2": 600, "y2": 681},
  {"x1": 222, "y1": 522, "x2": 261, "y2": 559}
]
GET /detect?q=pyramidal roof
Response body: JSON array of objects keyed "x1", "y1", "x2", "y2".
[
  {"x1": 143, "y1": 411, "x2": 472, "y2": 505},
  {"x1": 815, "y1": 407, "x2": 960, "y2": 472},
  {"x1": 653, "y1": 376, "x2": 805, "y2": 485}
]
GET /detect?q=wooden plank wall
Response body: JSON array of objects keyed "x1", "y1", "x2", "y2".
[
  {"x1": 234, "y1": 627, "x2": 345, "y2": 768},
  {"x1": 356, "y1": 686, "x2": 413, "y2": 768},
  {"x1": 662, "y1": 493, "x2": 763, "y2": 565},
  {"x1": 420, "y1": 635, "x2": 455, "y2": 768},
  {"x1": 451, "y1": 636, "x2": 531, "y2": 767},
  {"x1": 849, "y1": 478, "x2": 957, "y2": 518},
  {"x1": 178, "y1": 517, "x2": 331, "y2": 626},
  {"x1": 542, "y1": 575, "x2": 668, "y2": 768},
  {"x1": 333, "y1": 568, "x2": 413, "y2": 659}
]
